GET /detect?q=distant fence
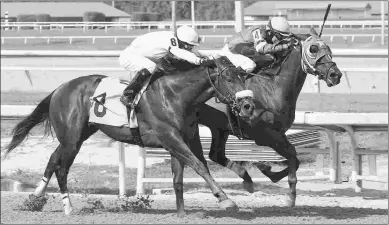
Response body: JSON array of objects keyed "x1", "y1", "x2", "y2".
[
  {"x1": 1, "y1": 33, "x2": 387, "y2": 45},
  {"x1": 1, "y1": 49, "x2": 388, "y2": 58},
  {"x1": 1, "y1": 20, "x2": 388, "y2": 32}
]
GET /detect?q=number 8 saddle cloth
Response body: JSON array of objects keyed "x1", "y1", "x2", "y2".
[{"x1": 89, "y1": 76, "x2": 152, "y2": 129}]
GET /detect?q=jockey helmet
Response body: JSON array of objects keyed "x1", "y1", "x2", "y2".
[
  {"x1": 176, "y1": 25, "x2": 200, "y2": 46},
  {"x1": 268, "y1": 17, "x2": 291, "y2": 37}
]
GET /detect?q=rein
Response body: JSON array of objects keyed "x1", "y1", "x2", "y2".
[
  {"x1": 206, "y1": 66, "x2": 240, "y2": 113},
  {"x1": 206, "y1": 66, "x2": 245, "y2": 139}
]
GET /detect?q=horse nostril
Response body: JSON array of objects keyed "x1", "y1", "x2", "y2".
[
  {"x1": 243, "y1": 103, "x2": 251, "y2": 111},
  {"x1": 329, "y1": 72, "x2": 337, "y2": 78}
]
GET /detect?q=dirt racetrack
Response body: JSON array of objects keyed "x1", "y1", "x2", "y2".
[
  {"x1": 1, "y1": 181, "x2": 388, "y2": 224},
  {"x1": 1, "y1": 91, "x2": 388, "y2": 224}
]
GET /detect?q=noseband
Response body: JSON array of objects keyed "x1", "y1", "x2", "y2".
[{"x1": 206, "y1": 65, "x2": 243, "y2": 115}]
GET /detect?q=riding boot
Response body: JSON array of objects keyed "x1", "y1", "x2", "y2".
[{"x1": 120, "y1": 68, "x2": 153, "y2": 107}]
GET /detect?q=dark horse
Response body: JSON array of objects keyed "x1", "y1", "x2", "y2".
[
  {"x1": 186, "y1": 28, "x2": 343, "y2": 208},
  {"x1": 3, "y1": 56, "x2": 256, "y2": 216}
]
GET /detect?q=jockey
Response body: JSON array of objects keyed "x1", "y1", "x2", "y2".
[
  {"x1": 119, "y1": 25, "x2": 213, "y2": 106},
  {"x1": 220, "y1": 17, "x2": 294, "y2": 73}
]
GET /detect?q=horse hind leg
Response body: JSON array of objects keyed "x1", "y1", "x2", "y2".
[
  {"x1": 256, "y1": 162, "x2": 288, "y2": 183},
  {"x1": 208, "y1": 128, "x2": 254, "y2": 193},
  {"x1": 33, "y1": 143, "x2": 75, "y2": 215},
  {"x1": 34, "y1": 144, "x2": 61, "y2": 197},
  {"x1": 170, "y1": 155, "x2": 185, "y2": 217},
  {"x1": 34, "y1": 125, "x2": 98, "y2": 215}
]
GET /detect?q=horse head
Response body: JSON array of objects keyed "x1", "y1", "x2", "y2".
[
  {"x1": 211, "y1": 54, "x2": 255, "y2": 121},
  {"x1": 300, "y1": 28, "x2": 342, "y2": 87}
]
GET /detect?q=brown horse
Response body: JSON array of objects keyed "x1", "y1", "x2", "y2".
[
  {"x1": 3, "y1": 56, "x2": 255, "y2": 216},
  {"x1": 178, "y1": 28, "x2": 343, "y2": 209}
]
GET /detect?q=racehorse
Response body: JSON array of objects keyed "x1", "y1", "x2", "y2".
[
  {"x1": 190, "y1": 28, "x2": 343, "y2": 208},
  {"x1": 3, "y1": 56, "x2": 256, "y2": 216}
]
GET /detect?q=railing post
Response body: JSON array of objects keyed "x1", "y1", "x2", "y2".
[
  {"x1": 324, "y1": 129, "x2": 337, "y2": 182},
  {"x1": 344, "y1": 125, "x2": 362, "y2": 192},
  {"x1": 368, "y1": 155, "x2": 377, "y2": 176},
  {"x1": 315, "y1": 154, "x2": 325, "y2": 177},
  {"x1": 136, "y1": 146, "x2": 146, "y2": 195},
  {"x1": 234, "y1": 1, "x2": 244, "y2": 32},
  {"x1": 118, "y1": 142, "x2": 126, "y2": 197},
  {"x1": 335, "y1": 141, "x2": 342, "y2": 184}
]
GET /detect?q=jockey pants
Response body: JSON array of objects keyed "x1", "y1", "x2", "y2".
[
  {"x1": 119, "y1": 49, "x2": 158, "y2": 79},
  {"x1": 219, "y1": 44, "x2": 256, "y2": 73}
]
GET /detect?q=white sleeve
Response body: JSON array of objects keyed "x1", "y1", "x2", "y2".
[{"x1": 170, "y1": 47, "x2": 202, "y2": 65}]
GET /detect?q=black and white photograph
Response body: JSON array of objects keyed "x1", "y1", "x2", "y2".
[{"x1": 1, "y1": 0, "x2": 388, "y2": 223}]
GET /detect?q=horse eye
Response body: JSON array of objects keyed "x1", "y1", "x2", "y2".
[{"x1": 309, "y1": 45, "x2": 319, "y2": 54}]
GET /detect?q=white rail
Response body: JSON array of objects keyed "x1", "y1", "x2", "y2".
[
  {"x1": 1, "y1": 66, "x2": 387, "y2": 72},
  {"x1": 1, "y1": 33, "x2": 387, "y2": 45},
  {"x1": 1, "y1": 20, "x2": 387, "y2": 32},
  {"x1": 1, "y1": 49, "x2": 388, "y2": 57}
]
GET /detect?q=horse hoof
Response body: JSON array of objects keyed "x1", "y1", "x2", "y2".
[
  {"x1": 64, "y1": 207, "x2": 73, "y2": 215},
  {"x1": 257, "y1": 163, "x2": 272, "y2": 172},
  {"x1": 219, "y1": 199, "x2": 239, "y2": 212},
  {"x1": 242, "y1": 181, "x2": 254, "y2": 193}
]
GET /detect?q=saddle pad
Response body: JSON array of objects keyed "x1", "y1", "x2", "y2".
[{"x1": 89, "y1": 76, "x2": 151, "y2": 128}]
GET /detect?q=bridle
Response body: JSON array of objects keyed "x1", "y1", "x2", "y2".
[
  {"x1": 301, "y1": 36, "x2": 337, "y2": 81},
  {"x1": 206, "y1": 65, "x2": 246, "y2": 116}
]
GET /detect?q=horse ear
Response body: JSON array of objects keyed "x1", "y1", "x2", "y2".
[{"x1": 310, "y1": 27, "x2": 319, "y2": 37}]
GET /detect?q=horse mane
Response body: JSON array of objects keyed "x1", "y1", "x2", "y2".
[{"x1": 293, "y1": 33, "x2": 311, "y2": 41}]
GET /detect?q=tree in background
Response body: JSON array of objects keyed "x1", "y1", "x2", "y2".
[{"x1": 107, "y1": 1, "x2": 257, "y2": 21}]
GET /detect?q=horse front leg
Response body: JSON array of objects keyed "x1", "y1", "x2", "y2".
[
  {"x1": 254, "y1": 128, "x2": 300, "y2": 207},
  {"x1": 198, "y1": 104, "x2": 254, "y2": 193},
  {"x1": 208, "y1": 128, "x2": 254, "y2": 193},
  {"x1": 157, "y1": 128, "x2": 238, "y2": 214}
]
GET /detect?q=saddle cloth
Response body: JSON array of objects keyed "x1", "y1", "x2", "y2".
[{"x1": 89, "y1": 76, "x2": 151, "y2": 128}]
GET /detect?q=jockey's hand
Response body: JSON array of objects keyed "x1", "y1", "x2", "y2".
[{"x1": 199, "y1": 57, "x2": 215, "y2": 67}]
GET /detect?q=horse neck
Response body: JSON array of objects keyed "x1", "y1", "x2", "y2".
[
  {"x1": 274, "y1": 47, "x2": 307, "y2": 97},
  {"x1": 248, "y1": 46, "x2": 307, "y2": 110},
  {"x1": 162, "y1": 67, "x2": 215, "y2": 106}
]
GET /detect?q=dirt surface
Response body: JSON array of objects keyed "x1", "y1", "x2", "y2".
[{"x1": 1, "y1": 182, "x2": 388, "y2": 224}]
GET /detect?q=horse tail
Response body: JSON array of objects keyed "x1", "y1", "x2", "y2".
[{"x1": 3, "y1": 91, "x2": 55, "y2": 159}]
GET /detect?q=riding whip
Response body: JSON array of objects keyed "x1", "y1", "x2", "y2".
[{"x1": 319, "y1": 4, "x2": 332, "y2": 37}]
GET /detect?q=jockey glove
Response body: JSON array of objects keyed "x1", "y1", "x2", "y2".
[
  {"x1": 271, "y1": 42, "x2": 293, "y2": 53},
  {"x1": 199, "y1": 57, "x2": 215, "y2": 67}
]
